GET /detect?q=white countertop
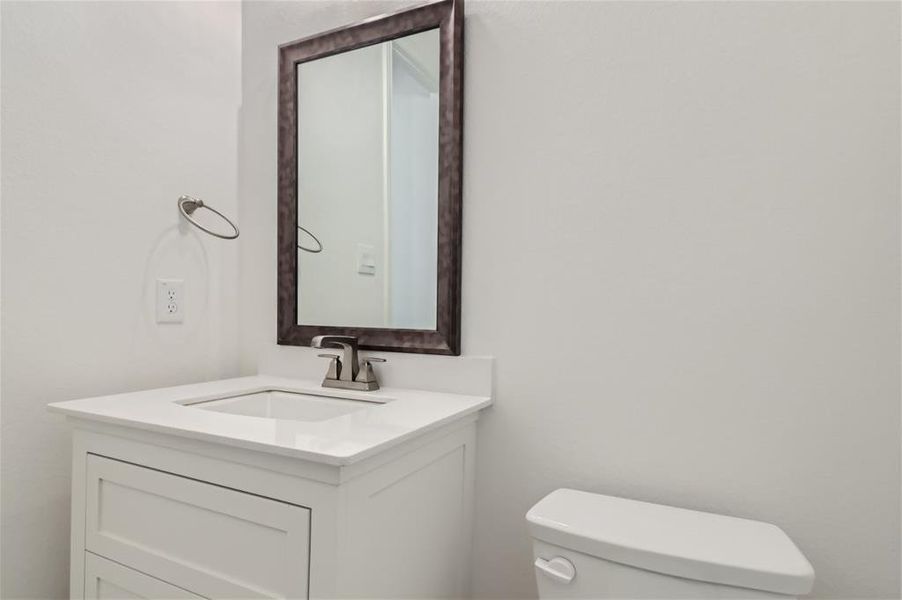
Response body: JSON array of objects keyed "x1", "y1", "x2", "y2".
[{"x1": 47, "y1": 376, "x2": 491, "y2": 465}]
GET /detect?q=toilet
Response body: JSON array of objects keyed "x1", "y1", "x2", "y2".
[{"x1": 527, "y1": 489, "x2": 815, "y2": 599}]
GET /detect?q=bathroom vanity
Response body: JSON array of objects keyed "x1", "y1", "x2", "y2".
[{"x1": 50, "y1": 376, "x2": 490, "y2": 599}]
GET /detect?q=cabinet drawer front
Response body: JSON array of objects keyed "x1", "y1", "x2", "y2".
[
  {"x1": 85, "y1": 454, "x2": 310, "y2": 599},
  {"x1": 84, "y1": 553, "x2": 202, "y2": 600}
]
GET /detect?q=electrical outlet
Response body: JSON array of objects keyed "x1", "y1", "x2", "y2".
[{"x1": 156, "y1": 279, "x2": 184, "y2": 324}]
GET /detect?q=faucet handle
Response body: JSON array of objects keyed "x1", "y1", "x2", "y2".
[
  {"x1": 316, "y1": 353, "x2": 341, "y2": 380},
  {"x1": 356, "y1": 356, "x2": 387, "y2": 386}
]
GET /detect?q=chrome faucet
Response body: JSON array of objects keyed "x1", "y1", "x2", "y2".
[{"x1": 311, "y1": 335, "x2": 385, "y2": 391}]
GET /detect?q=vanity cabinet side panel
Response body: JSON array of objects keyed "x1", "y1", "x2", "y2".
[
  {"x1": 70, "y1": 431, "x2": 89, "y2": 600},
  {"x1": 337, "y1": 423, "x2": 476, "y2": 599}
]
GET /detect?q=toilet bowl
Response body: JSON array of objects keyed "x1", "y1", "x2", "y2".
[{"x1": 527, "y1": 489, "x2": 814, "y2": 599}]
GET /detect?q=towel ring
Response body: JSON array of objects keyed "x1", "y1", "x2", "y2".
[
  {"x1": 178, "y1": 195, "x2": 239, "y2": 240},
  {"x1": 298, "y1": 225, "x2": 323, "y2": 253}
]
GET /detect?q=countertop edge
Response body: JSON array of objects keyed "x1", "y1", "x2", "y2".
[{"x1": 48, "y1": 382, "x2": 492, "y2": 466}]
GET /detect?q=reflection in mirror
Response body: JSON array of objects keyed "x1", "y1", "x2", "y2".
[{"x1": 296, "y1": 29, "x2": 440, "y2": 330}]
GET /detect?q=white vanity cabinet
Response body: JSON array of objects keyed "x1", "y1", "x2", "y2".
[{"x1": 55, "y1": 376, "x2": 488, "y2": 600}]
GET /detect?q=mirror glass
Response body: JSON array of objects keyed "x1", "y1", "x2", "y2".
[{"x1": 296, "y1": 29, "x2": 440, "y2": 330}]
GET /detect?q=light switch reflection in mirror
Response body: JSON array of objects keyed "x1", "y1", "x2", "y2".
[{"x1": 296, "y1": 29, "x2": 440, "y2": 330}]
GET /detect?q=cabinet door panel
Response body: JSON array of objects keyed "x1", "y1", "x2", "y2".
[
  {"x1": 85, "y1": 454, "x2": 309, "y2": 599},
  {"x1": 84, "y1": 553, "x2": 202, "y2": 599}
]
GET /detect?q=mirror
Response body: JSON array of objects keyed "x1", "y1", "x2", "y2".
[
  {"x1": 296, "y1": 29, "x2": 440, "y2": 330},
  {"x1": 278, "y1": 0, "x2": 463, "y2": 355}
]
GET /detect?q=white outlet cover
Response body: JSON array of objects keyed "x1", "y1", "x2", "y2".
[{"x1": 156, "y1": 279, "x2": 184, "y2": 324}]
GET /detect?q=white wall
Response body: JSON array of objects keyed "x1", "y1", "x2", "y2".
[
  {"x1": 463, "y1": 4, "x2": 900, "y2": 599},
  {"x1": 241, "y1": 2, "x2": 900, "y2": 599},
  {"x1": 0, "y1": 2, "x2": 242, "y2": 598}
]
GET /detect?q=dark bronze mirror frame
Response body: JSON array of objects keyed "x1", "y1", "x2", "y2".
[{"x1": 277, "y1": 0, "x2": 463, "y2": 355}]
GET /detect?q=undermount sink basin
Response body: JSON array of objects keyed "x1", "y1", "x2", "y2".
[{"x1": 185, "y1": 390, "x2": 382, "y2": 422}]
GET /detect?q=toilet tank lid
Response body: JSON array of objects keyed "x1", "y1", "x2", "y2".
[{"x1": 526, "y1": 489, "x2": 814, "y2": 596}]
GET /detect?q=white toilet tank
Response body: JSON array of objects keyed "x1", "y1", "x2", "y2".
[{"x1": 527, "y1": 489, "x2": 814, "y2": 599}]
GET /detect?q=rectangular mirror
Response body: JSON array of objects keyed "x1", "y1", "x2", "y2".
[
  {"x1": 296, "y1": 29, "x2": 440, "y2": 330},
  {"x1": 278, "y1": 0, "x2": 463, "y2": 355}
]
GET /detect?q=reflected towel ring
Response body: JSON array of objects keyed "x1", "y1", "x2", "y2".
[
  {"x1": 298, "y1": 225, "x2": 323, "y2": 253},
  {"x1": 178, "y1": 195, "x2": 239, "y2": 240}
]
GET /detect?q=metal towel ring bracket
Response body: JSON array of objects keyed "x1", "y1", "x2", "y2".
[
  {"x1": 178, "y1": 195, "x2": 239, "y2": 240},
  {"x1": 298, "y1": 225, "x2": 323, "y2": 253}
]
